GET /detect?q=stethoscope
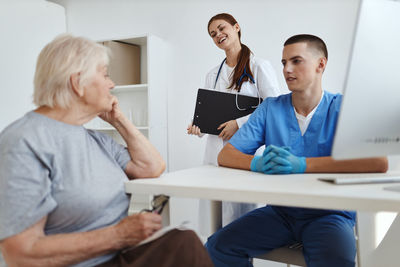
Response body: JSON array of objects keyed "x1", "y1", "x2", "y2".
[{"x1": 214, "y1": 58, "x2": 261, "y2": 111}]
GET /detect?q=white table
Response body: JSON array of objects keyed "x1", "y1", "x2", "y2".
[{"x1": 125, "y1": 165, "x2": 400, "y2": 267}]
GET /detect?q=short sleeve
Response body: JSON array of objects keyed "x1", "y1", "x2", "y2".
[
  {"x1": 229, "y1": 100, "x2": 268, "y2": 155},
  {"x1": 332, "y1": 94, "x2": 343, "y2": 113},
  {"x1": 255, "y1": 58, "x2": 282, "y2": 99},
  {"x1": 236, "y1": 114, "x2": 251, "y2": 128},
  {"x1": 0, "y1": 150, "x2": 57, "y2": 240},
  {"x1": 88, "y1": 130, "x2": 131, "y2": 170}
]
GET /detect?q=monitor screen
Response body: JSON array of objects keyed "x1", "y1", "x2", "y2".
[{"x1": 332, "y1": 0, "x2": 400, "y2": 159}]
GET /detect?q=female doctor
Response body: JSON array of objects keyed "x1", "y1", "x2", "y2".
[{"x1": 187, "y1": 13, "x2": 283, "y2": 226}]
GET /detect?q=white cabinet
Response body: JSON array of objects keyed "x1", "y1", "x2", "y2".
[{"x1": 85, "y1": 35, "x2": 168, "y2": 168}]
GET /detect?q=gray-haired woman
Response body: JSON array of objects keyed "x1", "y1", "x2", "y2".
[{"x1": 0, "y1": 34, "x2": 212, "y2": 267}]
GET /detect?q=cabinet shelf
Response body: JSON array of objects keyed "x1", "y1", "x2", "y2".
[
  {"x1": 92, "y1": 35, "x2": 168, "y2": 170},
  {"x1": 112, "y1": 84, "x2": 148, "y2": 94}
]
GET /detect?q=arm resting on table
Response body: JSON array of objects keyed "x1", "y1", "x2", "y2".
[
  {"x1": 306, "y1": 157, "x2": 388, "y2": 173},
  {"x1": 218, "y1": 144, "x2": 388, "y2": 173},
  {"x1": 114, "y1": 114, "x2": 166, "y2": 179},
  {"x1": 218, "y1": 143, "x2": 253, "y2": 170}
]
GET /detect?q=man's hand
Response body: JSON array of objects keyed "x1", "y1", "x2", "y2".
[
  {"x1": 218, "y1": 120, "x2": 239, "y2": 140},
  {"x1": 250, "y1": 145, "x2": 306, "y2": 174},
  {"x1": 264, "y1": 145, "x2": 306, "y2": 174},
  {"x1": 114, "y1": 212, "x2": 162, "y2": 248},
  {"x1": 250, "y1": 151, "x2": 277, "y2": 173}
]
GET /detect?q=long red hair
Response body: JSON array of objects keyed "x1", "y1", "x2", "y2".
[{"x1": 208, "y1": 13, "x2": 253, "y2": 92}]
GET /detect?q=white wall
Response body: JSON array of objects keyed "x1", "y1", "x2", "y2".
[
  {"x1": 0, "y1": 0, "x2": 66, "y2": 131},
  {"x1": 2, "y1": 1, "x2": 398, "y2": 266},
  {"x1": 50, "y1": 0, "x2": 361, "y2": 172},
  {"x1": 0, "y1": 1, "x2": 65, "y2": 265}
]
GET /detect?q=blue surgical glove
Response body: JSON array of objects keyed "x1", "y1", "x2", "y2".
[
  {"x1": 250, "y1": 151, "x2": 277, "y2": 173},
  {"x1": 263, "y1": 144, "x2": 291, "y2": 156},
  {"x1": 264, "y1": 145, "x2": 306, "y2": 174}
]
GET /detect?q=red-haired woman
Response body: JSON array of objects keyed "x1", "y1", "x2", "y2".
[{"x1": 188, "y1": 13, "x2": 283, "y2": 226}]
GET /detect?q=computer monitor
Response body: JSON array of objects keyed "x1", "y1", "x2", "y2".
[{"x1": 331, "y1": 0, "x2": 400, "y2": 159}]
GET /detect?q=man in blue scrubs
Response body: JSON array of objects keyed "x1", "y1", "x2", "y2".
[{"x1": 205, "y1": 34, "x2": 388, "y2": 267}]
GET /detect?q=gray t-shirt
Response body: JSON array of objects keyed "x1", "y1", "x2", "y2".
[{"x1": 0, "y1": 111, "x2": 132, "y2": 267}]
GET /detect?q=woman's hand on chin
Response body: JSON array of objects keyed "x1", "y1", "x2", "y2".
[{"x1": 98, "y1": 96, "x2": 124, "y2": 125}]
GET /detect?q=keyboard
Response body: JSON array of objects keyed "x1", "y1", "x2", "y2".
[
  {"x1": 318, "y1": 174, "x2": 400, "y2": 185},
  {"x1": 383, "y1": 185, "x2": 400, "y2": 193}
]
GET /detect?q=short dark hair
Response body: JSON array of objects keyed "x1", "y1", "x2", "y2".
[{"x1": 284, "y1": 34, "x2": 328, "y2": 59}]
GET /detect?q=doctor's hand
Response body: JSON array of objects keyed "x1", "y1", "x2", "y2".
[
  {"x1": 218, "y1": 120, "x2": 239, "y2": 140},
  {"x1": 263, "y1": 145, "x2": 307, "y2": 174},
  {"x1": 187, "y1": 123, "x2": 202, "y2": 136}
]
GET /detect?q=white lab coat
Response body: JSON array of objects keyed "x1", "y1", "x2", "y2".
[
  {"x1": 198, "y1": 55, "x2": 283, "y2": 233},
  {"x1": 202, "y1": 55, "x2": 281, "y2": 166}
]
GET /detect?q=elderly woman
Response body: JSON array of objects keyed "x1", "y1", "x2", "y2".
[{"x1": 0, "y1": 34, "x2": 212, "y2": 267}]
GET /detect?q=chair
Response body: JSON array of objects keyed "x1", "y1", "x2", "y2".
[{"x1": 255, "y1": 243, "x2": 306, "y2": 267}]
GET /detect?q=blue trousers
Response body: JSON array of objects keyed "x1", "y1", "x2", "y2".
[{"x1": 205, "y1": 205, "x2": 356, "y2": 267}]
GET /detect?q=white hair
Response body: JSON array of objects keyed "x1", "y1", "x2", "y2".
[{"x1": 33, "y1": 34, "x2": 109, "y2": 108}]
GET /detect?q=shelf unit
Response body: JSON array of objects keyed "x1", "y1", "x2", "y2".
[
  {"x1": 84, "y1": 35, "x2": 168, "y2": 213},
  {"x1": 112, "y1": 83, "x2": 148, "y2": 94}
]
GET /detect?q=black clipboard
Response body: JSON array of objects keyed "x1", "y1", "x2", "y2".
[{"x1": 192, "y1": 88, "x2": 261, "y2": 135}]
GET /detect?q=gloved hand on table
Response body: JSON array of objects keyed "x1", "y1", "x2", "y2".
[
  {"x1": 250, "y1": 145, "x2": 306, "y2": 174},
  {"x1": 250, "y1": 149, "x2": 277, "y2": 174}
]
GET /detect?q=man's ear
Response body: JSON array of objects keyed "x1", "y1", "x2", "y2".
[
  {"x1": 317, "y1": 57, "x2": 327, "y2": 73},
  {"x1": 70, "y1": 73, "x2": 83, "y2": 97}
]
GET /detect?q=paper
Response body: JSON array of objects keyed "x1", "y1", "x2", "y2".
[{"x1": 135, "y1": 221, "x2": 192, "y2": 247}]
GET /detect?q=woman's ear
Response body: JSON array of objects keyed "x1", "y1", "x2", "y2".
[
  {"x1": 70, "y1": 73, "x2": 84, "y2": 97},
  {"x1": 234, "y1": 23, "x2": 240, "y2": 33}
]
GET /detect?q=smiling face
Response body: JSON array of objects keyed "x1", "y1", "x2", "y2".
[
  {"x1": 82, "y1": 64, "x2": 115, "y2": 113},
  {"x1": 208, "y1": 19, "x2": 241, "y2": 51},
  {"x1": 281, "y1": 42, "x2": 326, "y2": 93}
]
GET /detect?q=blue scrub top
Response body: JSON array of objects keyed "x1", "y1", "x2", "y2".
[{"x1": 230, "y1": 91, "x2": 355, "y2": 221}]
